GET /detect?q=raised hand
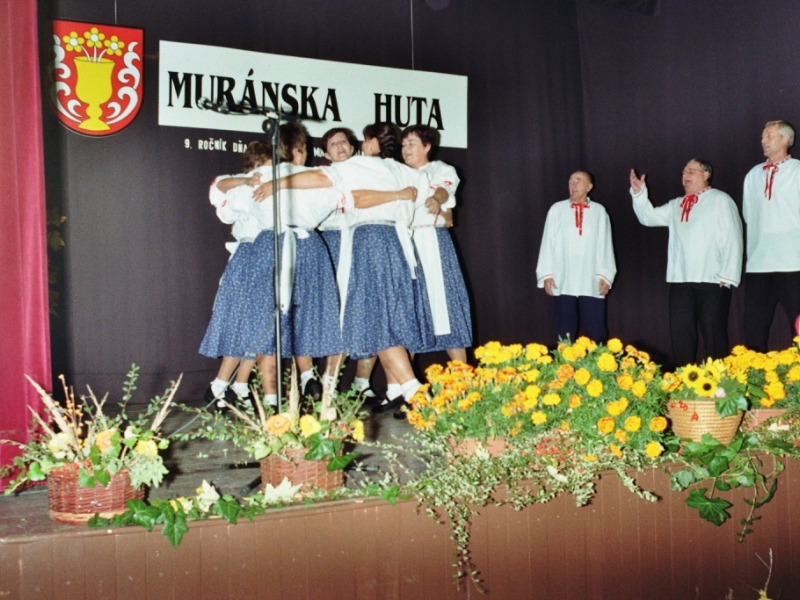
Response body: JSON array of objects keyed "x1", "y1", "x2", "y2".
[{"x1": 629, "y1": 169, "x2": 646, "y2": 194}]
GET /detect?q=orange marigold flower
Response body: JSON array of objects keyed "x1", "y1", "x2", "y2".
[
  {"x1": 568, "y1": 394, "x2": 581, "y2": 408},
  {"x1": 597, "y1": 417, "x2": 615, "y2": 434},
  {"x1": 266, "y1": 414, "x2": 292, "y2": 436},
  {"x1": 617, "y1": 374, "x2": 634, "y2": 390},
  {"x1": 649, "y1": 416, "x2": 668, "y2": 432},
  {"x1": 614, "y1": 429, "x2": 629, "y2": 443},
  {"x1": 624, "y1": 416, "x2": 642, "y2": 432},
  {"x1": 557, "y1": 364, "x2": 576, "y2": 380},
  {"x1": 609, "y1": 443, "x2": 623, "y2": 458}
]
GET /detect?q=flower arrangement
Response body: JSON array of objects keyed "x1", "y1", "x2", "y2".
[
  {"x1": 2, "y1": 365, "x2": 179, "y2": 492},
  {"x1": 179, "y1": 369, "x2": 365, "y2": 472},
  {"x1": 407, "y1": 336, "x2": 669, "y2": 460},
  {"x1": 62, "y1": 27, "x2": 126, "y2": 61},
  {"x1": 664, "y1": 357, "x2": 749, "y2": 417},
  {"x1": 724, "y1": 343, "x2": 800, "y2": 411}
]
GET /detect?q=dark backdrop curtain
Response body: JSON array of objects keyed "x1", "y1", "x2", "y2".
[
  {"x1": 0, "y1": 0, "x2": 51, "y2": 486},
  {"x1": 41, "y1": 0, "x2": 585, "y2": 398},
  {"x1": 577, "y1": 0, "x2": 800, "y2": 365}
]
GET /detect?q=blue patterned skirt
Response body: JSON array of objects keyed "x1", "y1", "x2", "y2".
[
  {"x1": 320, "y1": 229, "x2": 341, "y2": 269},
  {"x1": 422, "y1": 228, "x2": 473, "y2": 352},
  {"x1": 343, "y1": 224, "x2": 435, "y2": 359},
  {"x1": 284, "y1": 231, "x2": 343, "y2": 357},
  {"x1": 199, "y1": 240, "x2": 260, "y2": 359}
]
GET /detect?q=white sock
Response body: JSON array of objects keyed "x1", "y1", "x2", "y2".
[
  {"x1": 354, "y1": 377, "x2": 375, "y2": 396},
  {"x1": 211, "y1": 378, "x2": 228, "y2": 399},
  {"x1": 300, "y1": 370, "x2": 314, "y2": 388},
  {"x1": 386, "y1": 383, "x2": 402, "y2": 400},
  {"x1": 264, "y1": 394, "x2": 278, "y2": 407},
  {"x1": 322, "y1": 373, "x2": 336, "y2": 389},
  {"x1": 231, "y1": 382, "x2": 249, "y2": 398},
  {"x1": 401, "y1": 379, "x2": 422, "y2": 402}
]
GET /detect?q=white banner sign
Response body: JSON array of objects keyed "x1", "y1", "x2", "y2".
[{"x1": 158, "y1": 41, "x2": 468, "y2": 148}]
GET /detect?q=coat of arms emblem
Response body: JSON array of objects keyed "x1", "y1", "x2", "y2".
[{"x1": 48, "y1": 20, "x2": 144, "y2": 136}]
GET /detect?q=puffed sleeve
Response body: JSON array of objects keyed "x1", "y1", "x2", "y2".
[
  {"x1": 714, "y1": 192, "x2": 744, "y2": 287},
  {"x1": 631, "y1": 184, "x2": 671, "y2": 227}
]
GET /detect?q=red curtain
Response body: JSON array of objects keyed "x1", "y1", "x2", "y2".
[{"x1": 0, "y1": 1, "x2": 52, "y2": 487}]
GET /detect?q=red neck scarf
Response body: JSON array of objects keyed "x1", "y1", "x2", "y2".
[
  {"x1": 571, "y1": 200, "x2": 590, "y2": 235},
  {"x1": 763, "y1": 155, "x2": 792, "y2": 200},
  {"x1": 679, "y1": 187, "x2": 710, "y2": 222}
]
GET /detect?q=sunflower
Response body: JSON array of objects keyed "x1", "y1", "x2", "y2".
[
  {"x1": 678, "y1": 364, "x2": 703, "y2": 388},
  {"x1": 694, "y1": 376, "x2": 717, "y2": 398}
]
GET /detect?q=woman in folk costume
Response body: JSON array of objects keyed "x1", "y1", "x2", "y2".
[
  {"x1": 402, "y1": 125, "x2": 472, "y2": 361},
  {"x1": 199, "y1": 141, "x2": 273, "y2": 408},
  {"x1": 253, "y1": 123, "x2": 434, "y2": 415},
  {"x1": 536, "y1": 170, "x2": 616, "y2": 343}
]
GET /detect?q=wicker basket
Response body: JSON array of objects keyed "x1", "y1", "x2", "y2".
[
  {"x1": 47, "y1": 466, "x2": 144, "y2": 524},
  {"x1": 667, "y1": 399, "x2": 743, "y2": 445},
  {"x1": 260, "y1": 448, "x2": 343, "y2": 492}
]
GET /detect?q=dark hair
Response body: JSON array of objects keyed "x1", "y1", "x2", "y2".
[
  {"x1": 688, "y1": 158, "x2": 713, "y2": 181},
  {"x1": 401, "y1": 125, "x2": 438, "y2": 153},
  {"x1": 363, "y1": 122, "x2": 400, "y2": 160},
  {"x1": 242, "y1": 141, "x2": 271, "y2": 171},
  {"x1": 278, "y1": 123, "x2": 308, "y2": 163},
  {"x1": 321, "y1": 127, "x2": 358, "y2": 154}
]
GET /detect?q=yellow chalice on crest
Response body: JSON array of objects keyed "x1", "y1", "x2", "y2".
[{"x1": 74, "y1": 56, "x2": 115, "y2": 131}]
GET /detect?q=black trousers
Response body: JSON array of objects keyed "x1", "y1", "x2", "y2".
[
  {"x1": 552, "y1": 295, "x2": 607, "y2": 343},
  {"x1": 744, "y1": 271, "x2": 800, "y2": 352},
  {"x1": 669, "y1": 282, "x2": 731, "y2": 368}
]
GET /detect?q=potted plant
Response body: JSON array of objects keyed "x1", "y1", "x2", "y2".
[
  {"x1": 178, "y1": 367, "x2": 365, "y2": 492},
  {"x1": 1, "y1": 365, "x2": 179, "y2": 523}
]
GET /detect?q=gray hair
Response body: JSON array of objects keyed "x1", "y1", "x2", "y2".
[{"x1": 765, "y1": 120, "x2": 795, "y2": 147}]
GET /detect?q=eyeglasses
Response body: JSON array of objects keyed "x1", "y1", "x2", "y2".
[{"x1": 682, "y1": 168, "x2": 705, "y2": 175}]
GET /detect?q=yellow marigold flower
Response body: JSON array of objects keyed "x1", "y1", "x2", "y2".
[
  {"x1": 638, "y1": 350, "x2": 650, "y2": 363},
  {"x1": 607, "y1": 338, "x2": 623, "y2": 353},
  {"x1": 557, "y1": 364, "x2": 576, "y2": 380},
  {"x1": 597, "y1": 352, "x2": 618, "y2": 372},
  {"x1": 661, "y1": 372, "x2": 681, "y2": 392},
  {"x1": 586, "y1": 379, "x2": 603, "y2": 397},
  {"x1": 524, "y1": 385, "x2": 541, "y2": 400},
  {"x1": 94, "y1": 428, "x2": 117, "y2": 454},
  {"x1": 732, "y1": 344, "x2": 748, "y2": 356},
  {"x1": 631, "y1": 380, "x2": 648, "y2": 398},
  {"x1": 787, "y1": 365, "x2": 800, "y2": 382},
  {"x1": 266, "y1": 414, "x2": 292, "y2": 436},
  {"x1": 525, "y1": 343, "x2": 549, "y2": 361},
  {"x1": 759, "y1": 397, "x2": 776, "y2": 408},
  {"x1": 609, "y1": 444, "x2": 623, "y2": 458},
  {"x1": 351, "y1": 419, "x2": 365, "y2": 442},
  {"x1": 597, "y1": 417, "x2": 615, "y2": 434},
  {"x1": 617, "y1": 397, "x2": 629, "y2": 412},
  {"x1": 645, "y1": 441, "x2": 663, "y2": 458},
  {"x1": 649, "y1": 416, "x2": 668, "y2": 432},
  {"x1": 299, "y1": 415, "x2": 322, "y2": 438},
  {"x1": 568, "y1": 394, "x2": 581, "y2": 408},
  {"x1": 510, "y1": 421, "x2": 523, "y2": 437},
  {"x1": 524, "y1": 369, "x2": 540, "y2": 382},
  {"x1": 624, "y1": 416, "x2": 642, "y2": 432},
  {"x1": 561, "y1": 345, "x2": 578, "y2": 362},
  {"x1": 542, "y1": 393, "x2": 562, "y2": 406},
  {"x1": 134, "y1": 439, "x2": 158, "y2": 458},
  {"x1": 765, "y1": 380, "x2": 786, "y2": 400},
  {"x1": 531, "y1": 411, "x2": 547, "y2": 426},
  {"x1": 582, "y1": 454, "x2": 598, "y2": 462},
  {"x1": 614, "y1": 429, "x2": 629, "y2": 443},
  {"x1": 617, "y1": 374, "x2": 634, "y2": 390},
  {"x1": 621, "y1": 356, "x2": 636, "y2": 370},
  {"x1": 574, "y1": 368, "x2": 591, "y2": 385},
  {"x1": 765, "y1": 370, "x2": 779, "y2": 383},
  {"x1": 537, "y1": 355, "x2": 553, "y2": 365},
  {"x1": 560, "y1": 421, "x2": 570, "y2": 431},
  {"x1": 517, "y1": 363, "x2": 532, "y2": 372},
  {"x1": 606, "y1": 401, "x2": 622, "y2": 416},
  {"x1": 576, "y1": 336, "x2": 597, "y2": 351}
]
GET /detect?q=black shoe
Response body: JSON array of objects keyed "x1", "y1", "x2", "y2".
[
  {"x1": 371, "y1": 396, "x2": 405, "y2": 414},
  {"x1": 359, "y1": 388, "x2": 380, "y2": 408},
  {"x1": 203, "y1": 385, "x2": 236, "y2": 412},
  {"x1": 393, "y1": 401, "x2": 410, "y2": 420},
  {"x1": 302, "y1": 378, "x2": 323, "y2": 403}
]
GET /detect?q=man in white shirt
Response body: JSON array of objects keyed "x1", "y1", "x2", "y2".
[
  {"x1": 742, "y1": 120, "x2": 800, "y2": 352},
  {"x1": 536, "y1": 171, "x2": 616, "y2": 342},
  {"x1": 630, "y1": 159, "x2": 743, "y2": 368}
]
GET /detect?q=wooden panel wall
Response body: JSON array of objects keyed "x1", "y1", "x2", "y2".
[{"x1": 2, "y1": 461, "x2": 799, "y2": 599}]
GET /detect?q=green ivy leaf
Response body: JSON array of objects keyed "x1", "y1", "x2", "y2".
[
  {"x1": 216, "y1": 496, "x2": 243, "y2": 524},
  {"x1": 327, "y1": 452, "x2": 358, "y2": 471},
  {"x1": 304, "y1": 437, "x2": 336, "y2": 461},
  {"x1": 88, "y1": 444, "x2": 101, "y2": 465},
  {"x1": 78, "y1": 469, "x2": 96, "y2": 488},
  {"x1": 714, "y1": 480, "x2": 731, "y2": 491},
  {"x1": 670, "y1": 470, "x2": 696, "y2": 491},
  {"x1": 94, "y1": 470, "x2": 111, "y2": 487},
  {"x1": 685, "y1": 488, "x2": 732, "y2": 526},
  {"x1": 380, "y1": 485, "x2": 400, "y2": 506},
  {"x1": 737, "y1": 472, "x2": 756, "y2": 487},
  {"x1": 707, "y1": 455, "x2": 731, "y2": 478},
  {"x1": 162, "y1": 513, "x2": 189, "y2": 548},
  {"x1": 130, "y1": 505, "x2": 161, "y2": 531},
  {"x1": 27, "y1": 462, "x2": 45, "y2": 481}
]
